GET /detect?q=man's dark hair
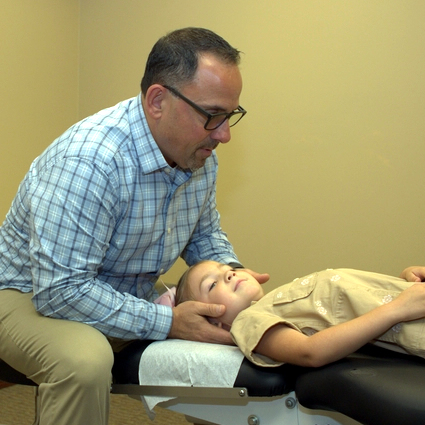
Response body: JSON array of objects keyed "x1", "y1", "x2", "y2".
[{"x1": 141, "y1": 27, "x2": 241, "y2": 95}]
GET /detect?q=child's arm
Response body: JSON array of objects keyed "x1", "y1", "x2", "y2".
[{"x1": 255, "y1": 282, "x2": 425, "y2": 367}]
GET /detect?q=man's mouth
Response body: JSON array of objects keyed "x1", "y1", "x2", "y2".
[
  {"x1": 198, "y1": 148, "x2": 213, "y2": 158},
  {"x1": 197, "y1": 143, "x2": 218, "y2": 158},
  {"x1": 200, "y1": 142, "x2": 219, "y2": 151}
]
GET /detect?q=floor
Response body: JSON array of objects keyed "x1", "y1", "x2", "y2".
[{"x1": 0, "y1": 383, "x2": 191, "y2": 425}]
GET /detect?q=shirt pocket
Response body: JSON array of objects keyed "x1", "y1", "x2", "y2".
[{"x1": 272, "y1": 273, "x2": 317, "y2": 305}]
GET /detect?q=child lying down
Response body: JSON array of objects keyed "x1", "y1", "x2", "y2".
[{"x1": 174, "y1": 262, "x2": 425, "y2": 367}]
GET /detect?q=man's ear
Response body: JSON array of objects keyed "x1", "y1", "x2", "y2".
[{"x1": 144, "y1": 84, "x2": 166, "y2": 120}]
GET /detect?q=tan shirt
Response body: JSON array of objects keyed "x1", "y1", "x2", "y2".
[{"x1": 231, "y1": 269, "x2": 425, "y2": 367}]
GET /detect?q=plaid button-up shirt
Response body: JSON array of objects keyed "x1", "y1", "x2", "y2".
[{"x1": 0, "y1": 95, "x2": 239, "y2": 340}]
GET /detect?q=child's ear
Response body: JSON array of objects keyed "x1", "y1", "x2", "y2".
[
  {"x1": 207, "y1": 317, "x2": 232, "y2": 332},
  {"x1": 207, "y1": 317, "x2": 223, "y2": 328}
]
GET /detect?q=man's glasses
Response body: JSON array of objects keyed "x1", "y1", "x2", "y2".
[{"x1": 163, "y1": 85, "x2": 247, "y2": 131}]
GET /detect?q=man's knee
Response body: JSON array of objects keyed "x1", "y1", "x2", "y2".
[
  {"x1": 68, "y1": 339, "x2": 114, "y2": 387},
  {"x1": 43, "y1": 324, "x2": 114, "y2": 387}
]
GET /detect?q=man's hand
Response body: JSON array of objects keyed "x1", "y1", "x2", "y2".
[
  {"x1": 400, "y1": 266, "x2": 425, "y2": 282},
  {"x1": 242, "y1": 268, "x2": 270, "y2": 284},
  {"x1": 169, "y1": 301, "x2": 234, "y2": 345}
]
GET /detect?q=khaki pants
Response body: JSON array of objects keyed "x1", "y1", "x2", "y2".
[{"x1": 0, "y1": 289, "x2": 119, "y2": 425}]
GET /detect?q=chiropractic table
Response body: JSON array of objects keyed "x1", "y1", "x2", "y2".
[
  {"x1": 1, "y1": 339, "x2": 425, "y2": 424},
  {"x1": 112, "y1": 340, "x2": 425, "y2": 425}
]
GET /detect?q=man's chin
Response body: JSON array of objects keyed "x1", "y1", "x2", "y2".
[
  {"x1": 189, "y1": 163, "x2": 205, "y2": 173},
  {"x1": 187, "y1": 154, "x2": 209, "y2": 172}
]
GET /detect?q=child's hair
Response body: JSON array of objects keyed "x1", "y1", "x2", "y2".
[{"x1": 175, "y1": 260, "x2": 209, "y2": 305}]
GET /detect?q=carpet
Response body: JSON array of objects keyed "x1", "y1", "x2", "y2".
[{"x1": 0, "y1": 384, "x2": 191, "y2": 425}]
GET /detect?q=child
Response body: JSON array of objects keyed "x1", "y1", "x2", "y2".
[{"x1": 175, "y1": 261, "x2": 425, "y2": 368}]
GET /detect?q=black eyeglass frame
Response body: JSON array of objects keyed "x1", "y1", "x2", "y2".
[{"x1": 163, "y1": 85, "x2": 247, "y2": 130}]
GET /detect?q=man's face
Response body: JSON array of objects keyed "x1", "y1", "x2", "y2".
[
  {"x1": 155, "y1": 54, "x2": 243, "y2": 171},
  {"x1": 187, "y1": 261, "x2": 264, "y2": 327}
]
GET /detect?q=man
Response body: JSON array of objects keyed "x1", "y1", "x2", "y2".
[{"x1": 0, "y1": 27, "x2": 268, "y2": 424}]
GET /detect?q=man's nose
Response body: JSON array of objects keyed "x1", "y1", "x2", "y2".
[{"x1": 210, "y1": 120, "x2": 231, "y2": 144}]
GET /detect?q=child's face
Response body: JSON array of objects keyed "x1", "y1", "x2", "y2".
[{"x1": 187, "y1": 261, "x2": 265, "y2": 327}]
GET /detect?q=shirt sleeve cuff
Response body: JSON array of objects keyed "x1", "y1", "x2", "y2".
[
  {"x1": 228, "y1": 262, "x2": 244, "y2": 269},
  {"x1": 143, "y1": 303, "x2": 174, "y2": 340}
]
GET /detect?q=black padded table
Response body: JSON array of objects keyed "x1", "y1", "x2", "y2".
[
  {"x1": 296, "y1": 344, "x2": 425, "y2": 425},
  {"x1": 2, "y1": 342, "x2": 425, "y2": 425},
  {"x1": 113, "y1": 341, "x2": 425, "y2": 425}
]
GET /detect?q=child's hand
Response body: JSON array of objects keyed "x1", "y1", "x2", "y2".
[
  {"x1": 392, "y1": 283, "x2": 425, "y2": 322},
  {"x1": 400, "y1": 266, "x2": 425, "y2": 282}
]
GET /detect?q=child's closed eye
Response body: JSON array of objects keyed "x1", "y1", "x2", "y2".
[{"x1": 209, "y1": 282, "x2": 217, "y2": 291}]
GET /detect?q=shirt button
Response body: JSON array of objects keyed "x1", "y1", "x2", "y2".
[
  {"x1": 159, "y1": 268, "x2": 164, "y2": 274},
  {"x1": 167, "y1": 228, "x2": 171, "y2": 234}
]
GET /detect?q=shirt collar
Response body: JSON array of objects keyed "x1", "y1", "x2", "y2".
[{"x1": 128, "y1": 94, "x2": 170, "y2": 175}]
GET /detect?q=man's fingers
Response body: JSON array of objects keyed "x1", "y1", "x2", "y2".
[
  {"x1": 197, "y1": 302, "x2": 226, "y2": 317},
  {"x1": 243, "y1": 268, "x2": 270, "y2": 284},
  {"x1": 256, "y1": 272, "x2": 270, "y2": 284},
  {"x1": 169, "y1": 301, "x2": 233, "y2": 344}
]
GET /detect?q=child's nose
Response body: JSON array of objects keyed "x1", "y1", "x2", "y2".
[{"x1": 226, "y1": 271, "x2": 236, "y2": 282}]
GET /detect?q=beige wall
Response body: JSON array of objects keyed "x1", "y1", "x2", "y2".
[
  {"x1": 1, "y1": 0, "x2": 79, "y2": 216},
  {"x1": 2, "y1": 1, "x2": 425, "y2": 291}
]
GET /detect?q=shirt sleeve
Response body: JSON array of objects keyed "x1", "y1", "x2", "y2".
[
  {"x1": 29, "y1": 157, "x2": 172, "y2": 340},
  {"x1": 231, "y1": 308, "x2": 286, "y2": 367}
]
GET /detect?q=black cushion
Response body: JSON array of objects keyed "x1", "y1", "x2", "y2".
[
  {"x1": 112, "y1": 339, "x2": 154, "y2": 385},
  {"x1": 234, "y1": 358, "x2": 300, "y2": 397},
  {"x1": 296, "y1": 344, "x2": 425, "y2": 425}
]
